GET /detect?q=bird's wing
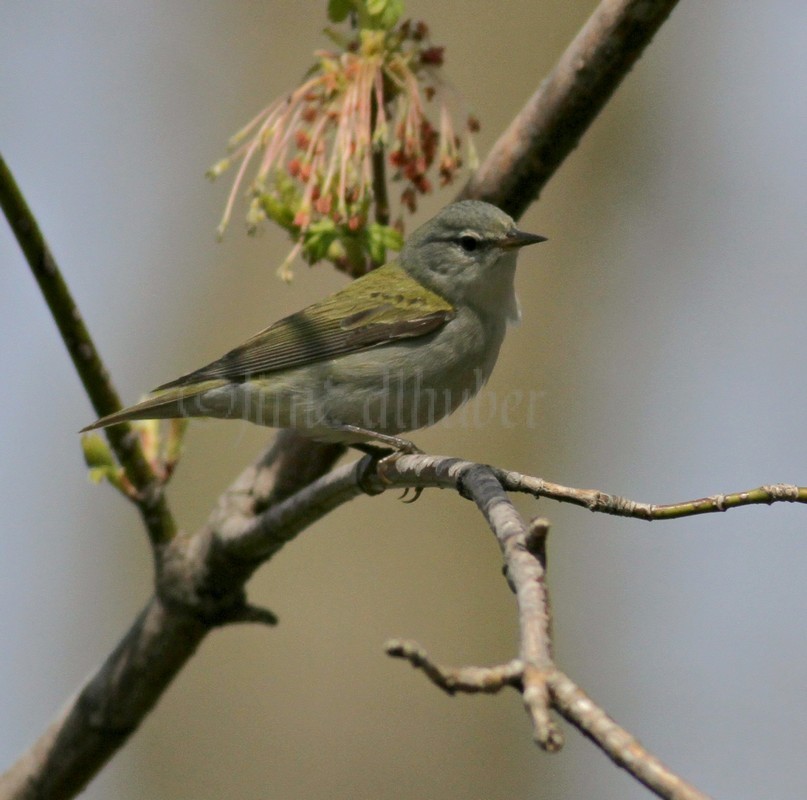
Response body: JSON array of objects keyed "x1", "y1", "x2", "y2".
[{"x1": 155, "y1": 263, "x2": 455, "y2": 389}]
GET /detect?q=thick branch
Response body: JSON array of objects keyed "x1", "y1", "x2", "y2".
[
  {"x1": 0, "y1": 435, "x2": 344, "y2": 800},
  {"x1": 460, "y1": 0, "x2": 679, "y2": 219},
  {"x1": 0, "y1": 599, "x2": 206, "y2": 800}
]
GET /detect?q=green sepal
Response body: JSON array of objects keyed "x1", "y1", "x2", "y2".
[
  {"x1": 364, "y1": 0, "x2": 403, "y2": 30},
  {"x1": 160, "y1": 419, "x2": 188, "y2": 480},
  {"x1": 81, "y1": 433, "x2": 126, "y2": 492},
  {"x1": 303, "y1": 217, "x2": 339, "y2": 262},
  {"x1": 366, "y1": 223, "x2": 403, "y2": 264},
  {"x1": 327, "y1": 0, "x2": 353, "y2": 23},
  {"x1": 328, "y1": 0, "x2": 402, "y2": 31}
]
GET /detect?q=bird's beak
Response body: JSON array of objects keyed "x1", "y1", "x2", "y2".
[{"x1": 499, "y1": 229, "x2": 548, "y2": 250}]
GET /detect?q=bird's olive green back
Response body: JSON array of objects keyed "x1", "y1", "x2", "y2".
[{"x1": 156, "y1": 264, "x2": 455, "y2": 389}]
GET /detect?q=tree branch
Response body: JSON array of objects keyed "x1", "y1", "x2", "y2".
[
  {"x1": 383, "y1": 461, "x2": 711, "y2": 800},
  {"x1": 366, "y1": 455, "x2": 807, "y2": 520},
  {"x1": 0, "y1": 154, "x2": 175, "y2": 546},
  {"x1": 0, "y1": 430, "x2": 351, "y2": 800},
  {"x1": 547, "y1": 670, "x2": 710, "y2": 800},
  {"x1": 0, "y1": 599, "x2": 207, "y2": 800},
  {"x1": 460, "y1": 0, "x2": 680, "y2": 219},
  {"x1": 4, "y1": 421, "x2": 787, "y2": 800},
  {"x1": 502, "y1": 474, "x2": 807, "y2": 519}
]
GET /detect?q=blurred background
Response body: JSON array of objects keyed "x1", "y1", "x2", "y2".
[{"x1": 1, "y1": 2, "x2": 806, "y2": 798}]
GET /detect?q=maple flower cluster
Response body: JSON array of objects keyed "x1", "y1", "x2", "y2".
[{"x1": 209, "y1": 11, "x2": 478, "y2": 279}]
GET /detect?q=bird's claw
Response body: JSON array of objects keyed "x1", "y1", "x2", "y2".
[{"x1": 399, "y1": 486, "x2": 424, "y2": 503}]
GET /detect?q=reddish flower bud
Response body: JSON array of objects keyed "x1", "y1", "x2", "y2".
[{"x1": 420, "y1": 47, "x2": 444, "y2": 66}]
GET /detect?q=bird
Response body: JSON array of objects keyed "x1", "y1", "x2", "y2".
[{"x1": 82, "y1": 200, "x2": 546, "y2": 451}]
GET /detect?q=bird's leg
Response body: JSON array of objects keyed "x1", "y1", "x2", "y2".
[
  {"x1": 351, "y1": 442, "x2": 395, "y2": 458},
  {"x1": 334, "y1": 424, "x2": 425, "y2": 503},
  {"x1": 330, "y1": 423, "x2": 424, "y2": 455}
]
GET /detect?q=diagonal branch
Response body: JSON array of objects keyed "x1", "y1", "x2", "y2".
[
  {"x1": 0, "y1": 434, "x2": 344, "y2": 800},
  {"x1": 0, "y1": 600, "x2": 207, "y2": 800},
  {"x1": 547, "y1": 670, "x2": 711, "y2": 800},
  {"x1": 460, "y1": 0, "x2": 680, "y2": 219},
  {"x1": 0, "y1": 154, "x2": 175, "y2": 545}
]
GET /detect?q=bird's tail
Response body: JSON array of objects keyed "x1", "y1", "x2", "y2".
[{"x1": 80, "y1": 380, "x2": 225, "y2": 432}]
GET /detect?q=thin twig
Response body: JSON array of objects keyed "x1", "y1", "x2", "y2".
[
  {"x1": 0, "y1": 153, "x2": 175, "y2": 545},
  {"x1": 363, "y1": 454, "x2": 807, "y2": 521},
  {"x1": 500, "y1": 473, "x2": 807, "y2": 520},
  {"x1": 385, "y1": 640, "x2": 524, "y2": 694},
  {"x1": 213, "y1": 454, "x2": 807, "y2": 565},
  {"x1": 548, "y1": 671, "x2": 712, "y2": 800},
  {"x1": 388, "y1": 649, "x2": 711, "y2": 800}
]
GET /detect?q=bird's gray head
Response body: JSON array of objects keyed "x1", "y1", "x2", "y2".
[{"x1": 400, "y1": 200, "x2": 546, "y2": 322}]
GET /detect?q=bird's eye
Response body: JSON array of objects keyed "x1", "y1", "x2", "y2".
[{"x1": 457, "y1": 235, "x2": 479, "y2": 252}]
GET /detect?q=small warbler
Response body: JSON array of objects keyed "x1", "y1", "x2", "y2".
[{"x1": 83, "y1": 200, "x2": 545, "y2": 449}]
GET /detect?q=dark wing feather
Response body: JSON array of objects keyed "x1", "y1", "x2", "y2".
[{"x1": 156, "y1": 264, "x2": 454, "y2": 390}]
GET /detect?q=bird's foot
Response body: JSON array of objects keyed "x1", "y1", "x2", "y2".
[{"x1": 340, "y1": 425, "x2": 424, "y2": 502}]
